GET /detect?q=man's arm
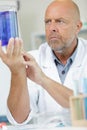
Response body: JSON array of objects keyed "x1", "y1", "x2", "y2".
[
  {"x1": 23, "y1": 53, "x2": 73, "y2": 108},
  {"x1": 0, "y1": 38, "x2": 30, "y2": 123},
  {"x1": 40, "y1": 75, "x2": 73, "y2": 108},
  {"x1": 0, "y1": 38, "x2": 73, "y2": 124}
]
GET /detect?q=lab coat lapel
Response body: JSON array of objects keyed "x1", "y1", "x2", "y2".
[
  {"x1": 40, "y1": 45, "x2": 61, "y2": 83},
  {"x1": 64, "y1": 39, "x2": 86, "y2": 89}
]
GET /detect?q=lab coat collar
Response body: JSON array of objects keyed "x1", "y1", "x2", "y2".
[
  {"x1": 40, "y1": 39, "x2": 85, "y2": 68},
  {"x1": 71, "y1": 38, "x2": 86, "y2": 68}
]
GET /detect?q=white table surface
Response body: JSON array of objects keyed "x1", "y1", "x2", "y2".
[
  {"x1": 1, "y1": 125, "x2": 87, "y2": 130},
  {"x1": 1, "y1": 112, "x2": 87, "y2": 130}
]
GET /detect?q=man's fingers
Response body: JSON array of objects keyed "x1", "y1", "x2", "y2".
[
  {"x1": 0, "y1": 40, "x2": 6, "y2": 58},
  {"x1": 23, "y1": 52, "x2": 35, "y2": 61},
  {"x1": 13, "y1": 38, "x2": 23, "y2": 56},
  {"x1": 6, "y1": 38, "x2": 15, "y2": 57}
]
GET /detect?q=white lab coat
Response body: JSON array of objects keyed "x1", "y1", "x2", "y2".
[{"x1": 7, "y1": 37, "x2": 87, "y2": 125}]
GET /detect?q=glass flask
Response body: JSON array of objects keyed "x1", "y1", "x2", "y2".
[{"x1": 0, "y1": 0, "x2": 19, "y2": 46}]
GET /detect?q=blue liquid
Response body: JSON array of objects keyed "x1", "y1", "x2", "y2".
[
  {"x1": 0, "y1": 11, "x2": 19, "y2": 46},
  {"x1": 83, "y1": 78, "x2": 87, "y2": 94}
]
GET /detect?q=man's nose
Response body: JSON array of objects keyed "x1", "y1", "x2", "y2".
[{"x1": 49, "y1": 22, "x2": 58, "y2": 32}]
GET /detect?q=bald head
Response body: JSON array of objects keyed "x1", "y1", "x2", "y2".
[{"x1": 45, "y1": 0, "x2": 80, "y2": 22}]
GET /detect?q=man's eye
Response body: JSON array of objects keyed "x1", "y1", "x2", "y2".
[
  {"x1": 45, "y1": 20, "x2": 51, "y2": 24},
  {"x1": 57, "y1": 20, "x2": 65, "y2": 24}
]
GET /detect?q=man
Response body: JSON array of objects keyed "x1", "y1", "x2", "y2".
[{"x1": 0, "y1": 0, "x2": 87, "y2": 125}]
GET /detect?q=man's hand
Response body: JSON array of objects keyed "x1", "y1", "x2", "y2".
[
  {"x1": 23, "y1": 52, "x2": 45, "y2": 85},
  {"x1": 0, "y1": 38, "x2": 26, "y2": 74}
]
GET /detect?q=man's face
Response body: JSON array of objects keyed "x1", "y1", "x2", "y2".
[{"x1": 44, "y1": 2, "x2": 80, "y2": 53}]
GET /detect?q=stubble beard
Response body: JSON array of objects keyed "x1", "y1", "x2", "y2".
[
  {"x1": 49, "y1": 39, "x2": 73, "y2": 54},
  {"x1": 49, "y1": 40, "x2": 66, "y2": 53}
]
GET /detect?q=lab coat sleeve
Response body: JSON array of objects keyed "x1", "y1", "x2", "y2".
[
  {"x1": 6, "y1": 105, "x2": 34, "y2": 125},
  {"x1": 6, "y1": 79, "x2": 40, "y2": 125}
]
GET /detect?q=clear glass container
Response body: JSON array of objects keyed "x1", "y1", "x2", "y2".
[{"x1": 0, "y1": 0, "x2": 19, "y2": 46}]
